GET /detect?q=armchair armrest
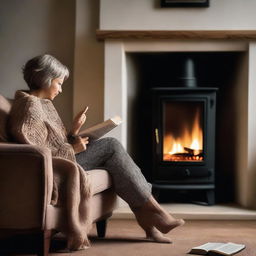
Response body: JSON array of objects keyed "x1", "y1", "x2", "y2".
[{"x1": 0, "y1": 143, "x2": 53, "y2": 229}]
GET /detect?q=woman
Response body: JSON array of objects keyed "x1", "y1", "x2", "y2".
[{"x1": 8, "y1": 54, "x2": 184, "y2": 246}]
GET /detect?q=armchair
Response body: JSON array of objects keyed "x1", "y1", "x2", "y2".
[{"x1": 0, "y1": 94, "x2": 117, "y2": 255}]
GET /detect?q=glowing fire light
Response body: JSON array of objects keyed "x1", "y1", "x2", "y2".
[
  {"x1": 169, "y1": 142, "x2": 183, "y2": 155},
  {"x1": 163, "y1": 109, "x2": 203, "y2": 162}
]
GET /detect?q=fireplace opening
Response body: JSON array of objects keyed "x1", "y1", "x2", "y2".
[{"x1": 126, "y1": 51, "x2": 246, "y2": 204}]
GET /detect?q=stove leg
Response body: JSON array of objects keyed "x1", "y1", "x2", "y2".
[{"x1": 206, "y1": 189, "x2": 215, "y2": 205}]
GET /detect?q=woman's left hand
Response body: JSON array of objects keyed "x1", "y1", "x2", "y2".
[
  {"x1": 71, "y1": 107, "x2": 88, "y2": 135},
  {"x1": 72, "y1": 136, "x2": 89, "y2": 154}
]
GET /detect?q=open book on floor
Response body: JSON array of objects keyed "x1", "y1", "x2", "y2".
[
  {"x1": 188, "y1": 242, "x2": 245, "y2": 256},
  {"x1": 79, "y1": 116, "x2": 122, "y2": 141}
]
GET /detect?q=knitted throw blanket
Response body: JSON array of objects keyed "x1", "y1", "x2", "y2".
[{"x1": 8, "y1": 90, "x2": 92, "y2": 250}]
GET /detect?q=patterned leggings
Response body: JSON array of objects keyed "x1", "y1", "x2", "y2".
[{"x1": 75, "y1": 137, "x2": 152, "y2": 208}]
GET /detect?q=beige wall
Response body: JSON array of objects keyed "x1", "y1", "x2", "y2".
[
  {"x1": 0, "y1": 0, "x2": 75, "y2": 128},
  {"x1": 100, "y1": 0, "x2": 256, "y2": 30},
  {"x1": 73, "y1": 0, "x2": 104, "y2": 128}
]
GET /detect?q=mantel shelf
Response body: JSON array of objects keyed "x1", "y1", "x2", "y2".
[{"x1": 96, "y1": 30, "x2": 256, "y2": 40}]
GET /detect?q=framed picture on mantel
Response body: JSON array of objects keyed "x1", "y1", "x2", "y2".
[{"x1": 161, "y1": 0, "x2": 209, "y2": 7}]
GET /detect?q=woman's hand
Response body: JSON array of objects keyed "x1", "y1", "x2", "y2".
[
  {"x1": 72, "y1": 136, "x2": 89, "y2": 154},
  {"x1": 71, "y1": 107, "x2": 88, "y2": 135}
]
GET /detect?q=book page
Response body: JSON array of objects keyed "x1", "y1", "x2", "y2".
[
  {"x1": 194, "y1": 243, "x2": 225, "y2": 251},
  {"x1": 210, "y1": 243, "x2": 245, "y2": 256},
  {"x1": 189, "y1": 243, "x2": 225, "y2": 255},
  {"x1": 79, "y1": 116, "x2": 122, "y2": 140},
  {"x1": 110, "y1": 115, "x2": 122, "y2": 125}
]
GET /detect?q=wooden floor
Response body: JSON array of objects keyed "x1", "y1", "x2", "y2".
[
  {"x1": 78, "y1": 220, "x2": 255, "y2": 256},
  {"x1": 1, "y1": 219, "x2": 255, "y2": 256}
]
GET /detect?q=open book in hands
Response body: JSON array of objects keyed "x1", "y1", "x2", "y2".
[
  {"x1": 188, "y1": 242, "x2": 245, "y2": 256},
  {"x1": 78, "y1": 116, "x2": 122, "y2": 141}
]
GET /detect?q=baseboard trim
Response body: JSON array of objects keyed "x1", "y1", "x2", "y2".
[{"x1": 111, "y1": 203, "x2": 256, "y2": 220}]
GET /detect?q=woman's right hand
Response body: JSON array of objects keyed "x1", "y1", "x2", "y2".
[
  {"x1": 72, "y1": 136, "x2": 89, "y2": 154},
  {"x1": 71, "y1": 107, "x2": 88, "y2": 135}
]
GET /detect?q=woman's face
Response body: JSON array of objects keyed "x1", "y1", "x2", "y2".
[{"x1": 44, "y1": 77, "x2": 64, "y2": 100}]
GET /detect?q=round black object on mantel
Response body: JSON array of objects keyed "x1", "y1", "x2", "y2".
[{"x1": 179, "y1": 57, "x2": 197, "y2": 88}]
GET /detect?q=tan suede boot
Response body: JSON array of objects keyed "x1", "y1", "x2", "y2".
[{"x1": 132, "y1": 196, "x2": 185, "y2": 234}]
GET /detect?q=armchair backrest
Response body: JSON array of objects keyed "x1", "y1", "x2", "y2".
[{"x1": 0, "y1": 94, "x2": 12, "y2": 142}]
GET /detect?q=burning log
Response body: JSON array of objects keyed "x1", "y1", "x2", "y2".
[{"x1": 184, "y1": 147, "x2": 203, "y2": 155}]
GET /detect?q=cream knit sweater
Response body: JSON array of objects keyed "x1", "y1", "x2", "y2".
[{"x1": 8, "y1": 90, "x2": 76, "y2": 161}]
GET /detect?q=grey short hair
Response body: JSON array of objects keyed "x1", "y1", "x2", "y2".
[{"x1": 22, "y1": 54, "x2": 69, "y2": 90}]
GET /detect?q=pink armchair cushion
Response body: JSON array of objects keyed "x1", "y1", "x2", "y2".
[
  {"x1": 87, "y1": 169, "x2": 112, "y2": 195},
  {"x1": 0, "y1": 94, "x2": 12, "y2": 142}
]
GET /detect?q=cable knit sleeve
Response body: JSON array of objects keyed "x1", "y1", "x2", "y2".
[
  {"x1": 55, "y1": 143, "x2": 76, "y2": 162},
  {"x1": 43, "y1": 107, "x2": 76, "y2": 162},
  {"x1": 46, "y1": 123, "x2": 76, "y2": 162}
]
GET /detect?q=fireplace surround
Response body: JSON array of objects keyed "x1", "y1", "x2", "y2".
[{"x1": 102, "y1": 38, "x2": 256, "y2": 208}]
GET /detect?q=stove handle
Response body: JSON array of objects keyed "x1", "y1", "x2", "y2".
[{"x1": 155, "y1": 128, "x2": 159, "y2": 144}]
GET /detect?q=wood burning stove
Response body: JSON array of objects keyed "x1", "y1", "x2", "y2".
[{"x1": 151, "y1": 87, "x2": 218, "y2": 205}]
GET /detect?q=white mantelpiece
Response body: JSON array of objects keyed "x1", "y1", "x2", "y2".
[{"x1": 103, "y1": 39, "x2": 256, "y2": 209}]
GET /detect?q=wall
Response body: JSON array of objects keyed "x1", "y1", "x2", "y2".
[
  {"x1": 100, "y1": 0, "x2": 256, "y2": 30},
  {"x1": 73, "y1": 0, "x2": 104, "y2": 128},
  {"x1": 0, "y1": 0, "x2": 75, "y2": 128}
]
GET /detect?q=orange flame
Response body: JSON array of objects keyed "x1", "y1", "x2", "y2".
[{"x1": 163, "y1": 110, "x2": 203, "y2": 161}]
